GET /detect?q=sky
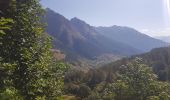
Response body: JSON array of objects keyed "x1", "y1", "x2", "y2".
[{"x1": 41, "y1": 0, "x2": 170, "y2": 37}]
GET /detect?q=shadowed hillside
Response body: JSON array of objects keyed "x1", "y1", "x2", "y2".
[{"x1": 45, "y1": 8, "x2": 142, "y2": 62}]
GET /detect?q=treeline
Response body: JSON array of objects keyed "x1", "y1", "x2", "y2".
[
  {"x1": 0, "y1": 0, "x2": 67, "y2": 99},
  {"x1": 64, "y1": 58, "x2": 170, "y2": 100}
]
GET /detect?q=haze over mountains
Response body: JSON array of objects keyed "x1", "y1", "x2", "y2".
[
  {"x1": 96, "y1": 26, "x2": 169, "y2": 52},
  {"x1": 155, "y1": 36, "x2": 170, "y2": 43},
  {"x1": 45, "y1": 8, "x2": 169, "y2": 62}
]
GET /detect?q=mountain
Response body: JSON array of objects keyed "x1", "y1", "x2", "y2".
[
  {"x1": 45, "y1": 8, "x2": 141, "y2": 62},
  {"x1": 103, "y1": 46, "x2": 170, "y2": 81},
  {"x1": 155, "y1": 36, "x2": 170, "y2": 43},
  {"x1": 45, "y1": 8, "x2": 88, "y2": 59},
  {"x1": 70, "y1": 18, "x2": 142, "y2": 55},
  {"x1": 95, "y1": 26, "x2": 169, "y2": 52}
]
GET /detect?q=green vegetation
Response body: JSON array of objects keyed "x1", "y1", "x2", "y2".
[
  {"x1": 65, "y1": 58, "x2": 170, "y2": 100},
  {"x1": 0, "y1": 0, "x2": 67, "y2": 99},
  {"x1": 135, "y1": 47, "x2": 170, "y2": 81},
  {"x1": 106, "y1": 58, "x2": 170, "y2": 100},
  {"x1": 1, "y1": 0, "x2": 170, "y2": 100},
  {"x1": 0, "y1": 17, "x2": 13, "y2": 36}
]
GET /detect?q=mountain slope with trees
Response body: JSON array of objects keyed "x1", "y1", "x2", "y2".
[
  {"x1": 64, "y1": 58, "x2": 170, "y2": 100},
  {"x1": 45, "y1": 8, "x2": 169, "y2": 65},
  {"x1": 45, "y1": 8, "x2": 141, "y2": 61},
  {"x1": 103, "y1": 46, "x2": 170, "y2": 82}
]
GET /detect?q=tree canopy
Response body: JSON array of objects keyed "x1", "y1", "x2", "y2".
[{"x1": 0, "y1": 0, "x2": 67, "y2": 99}]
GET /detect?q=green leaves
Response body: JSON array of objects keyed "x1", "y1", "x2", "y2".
[
  {"x1": 105, "y1": 58, "x2": 170, "y2": 100},
  {"x1": 0, "y1": 17, "x2": 13, "y2": 36},
  {"x1": 0, "y1": 0, "x2": 67, "y2": 99}
]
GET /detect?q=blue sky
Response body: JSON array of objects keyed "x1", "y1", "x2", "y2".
[{"x1": 41, "y1": 0, "x2": 170, "y2": 36}]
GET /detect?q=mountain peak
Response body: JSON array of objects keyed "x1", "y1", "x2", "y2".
[
  {"x1": 46, "y1": 8, "x2": 64, "y2": 18},
  {"x1": 71, "y1": 17, "x2": 80, "y2": 21},
  {"x1": 45, "y1": 9, "x2": 169, "y2": 62},
  {"x1": 70, "y1": 17, "x2": 98, "y2": 37},
  {"x1": 70, "y1": 17, "x2": 88, "y2": 26},
  {"x1": 46, "y1": 8, "x2": 56, "y2": 13}
]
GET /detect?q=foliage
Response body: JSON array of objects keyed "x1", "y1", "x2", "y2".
[
  {"x1": 104, "y1": 58, "x2": 170, "y2": 100},
  {"x1": 0, "y1": 17, "x2": 13, "y2": 36},
  {"x1": 65, "y1": 58, "x2": 170, "y2": 100},
  {"x1": 132, "y1": 47, "x2": 170, "y2": 81},
  {"x1": 0, "y1": 0, "x2": 67, "y2": 99}
]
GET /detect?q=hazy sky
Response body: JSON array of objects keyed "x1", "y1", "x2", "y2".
[{"x1": 41, "y1": 0, "x2": 170, "y2": 36}]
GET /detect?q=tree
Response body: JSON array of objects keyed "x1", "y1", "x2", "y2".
[
  {"x1": 108, "y1": 58, "x2": 170, "y2": 100},
  {"x1": 0, "y1": 0, "x2": 67, "y2": 99},
  {"x1": 0, "y1": 17, "x2": 13, "y2": 36}
]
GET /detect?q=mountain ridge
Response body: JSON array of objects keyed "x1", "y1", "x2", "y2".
[
  {"x1": 155, "y1": 36, "x2": 170, "y2": 43},
  {"x1": 44, "y1": 8, "x2": 169, "y2": 66},
  {"x1": 95, "y1": 26, "x2": 169, "y2": 52}
]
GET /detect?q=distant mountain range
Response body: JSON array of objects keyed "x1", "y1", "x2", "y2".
[
  {"x1": 44, "y1": 8, "x2": 169, "y2": 63},
  {"x1": 95, "y1": 26, "x2": 169, "y2": 52},
  {"x1": 155, "y1": 36, "x2": 170, "y2": 43}
]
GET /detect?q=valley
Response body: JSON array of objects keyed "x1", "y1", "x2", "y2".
[
  {"x1": 1, "y1": 0, "x2": 170, "y2": 99},
  {"x1": 45, "y1": 8, "x2": 169, "y2": 68}
]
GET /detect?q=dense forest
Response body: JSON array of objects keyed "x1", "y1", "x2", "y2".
[
  {"x1": 0, "y1": 0, "x2": 170, "y2": 100},
  {"x1": 64, "y1": 58, "x2": 170, "y2": 100}
]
